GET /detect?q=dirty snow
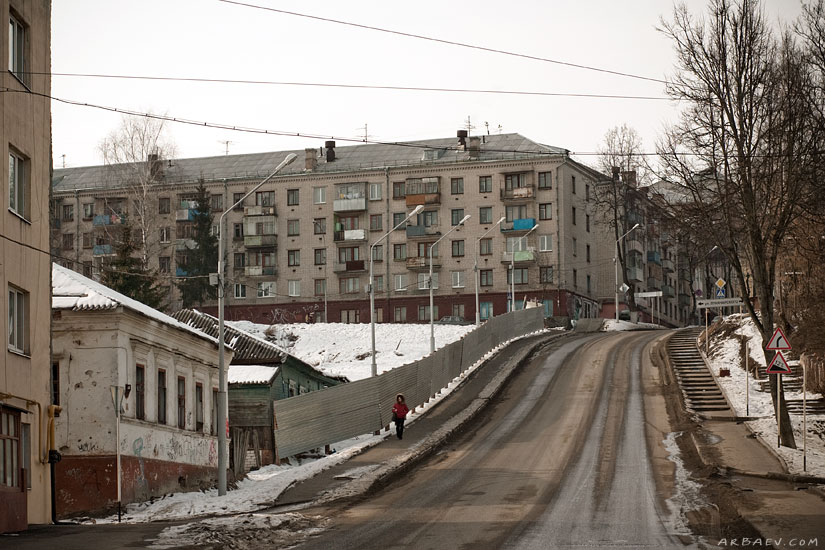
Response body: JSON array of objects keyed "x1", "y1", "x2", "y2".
[
  {"x1": 662, "y1": 431, "x2": 709, "y2": 537},
  {"x1": 603, "y1": 319, "x2": 663, "y2": 332}
]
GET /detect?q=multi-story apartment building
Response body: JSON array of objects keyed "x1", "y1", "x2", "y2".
[
  {"x1": 1, "y1": 0, "x2": 52, "y2": 533},
  {"x1": 52, "y1": 133, "x2": 606, "y2": 324}
]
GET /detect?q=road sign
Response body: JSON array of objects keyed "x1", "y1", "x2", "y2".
[
  {"x1": 766, "y1": 351, "x2": 792, "y2": 374},
  {"x1": 695, "y1": 289, "x2": 703, "y2": 297},
  {"x1": 636, "y1": 291, "x2": 663, "y2": 298},
  {"x1": 716, "y1": 278, "x2": 726, "y2": 289},
  {"x1": 766, "y1": 327, "x2": 792, "y2": 351},
  {"x1": 619, "y1": 283, "x2": 629, "y2": 293},
  {"x1": 696, "y1": 298, "x2": 743, "y2": 309},
  {"x1": 715, "y1": 287, "x2": 726, "y2": 298}
]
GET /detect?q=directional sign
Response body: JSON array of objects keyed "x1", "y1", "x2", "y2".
[
  {"x1": 696, "y1": 298, "x2": 743, "y2": 309},
  {"x1": 716, "y1": 278, "x2": 726, "y2": 289},
  {"x1": 766, "y1": 327, "x2": 792, "y2": 351},
  {"x1": 715, "y1": 287, "x2": 726, "y2": 298},
  {"x1": 636, "y1": 291, "x2": 663, "y2": 298},
  {"x1": 766, "y1": 351, "x2": 792, "y2": 374}
]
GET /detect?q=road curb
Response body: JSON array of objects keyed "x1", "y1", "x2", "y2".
[{"x1": 313, "y1": 333, "x2": 562, "y2": 506}]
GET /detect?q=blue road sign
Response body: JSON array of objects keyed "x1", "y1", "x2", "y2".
[{"x1": 715, "y1": 287, "x2": 726, "y2": 298}]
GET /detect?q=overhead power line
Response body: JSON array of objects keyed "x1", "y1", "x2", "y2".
[
  {"x1": 28, "y1": 71, "x2": 670, "y2": 101},
  {"x1": 218, "y1": 0, "x2": 668, "y2": 85}
]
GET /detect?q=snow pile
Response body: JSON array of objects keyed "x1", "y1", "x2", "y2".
[
  {"x1": 663, "y1": 431, "x2": 709, "y2": 537},
  {"x1": 229, "y1": 321, "x2": 475, "y2": 381},
  {"x1": 704, "y1": 314, "x2": 825, "y2": 477},
  {"x1": 603, "y1": 319, "x2": 662, "y2": 332}
]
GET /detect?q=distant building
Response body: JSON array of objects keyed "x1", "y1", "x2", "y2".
[
  {"x1": 1, "y1": 0, "x2": 53, "y2": 533},
  {"x1": 51, "y1": 265, "x2": 232, "y2": 518},
  {"x1": 51, "y1": 133, "x2": 607, "y2": 325}
]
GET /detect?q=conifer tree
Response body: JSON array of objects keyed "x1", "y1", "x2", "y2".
[
  {"x1": 101, "y1": 222, "x2": 166, "y2": 310},
  {"x1": 177, "y1": 180, "x2": 218, "y2": 308}
]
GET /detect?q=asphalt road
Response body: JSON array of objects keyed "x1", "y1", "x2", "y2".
[{"x1": 298, "y1": 331, "x2": 692, "y2": 550}]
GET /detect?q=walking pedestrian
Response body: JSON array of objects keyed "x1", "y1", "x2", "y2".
[{"x1": 392, "y1": 393, "x2": 410, "y2": 440}]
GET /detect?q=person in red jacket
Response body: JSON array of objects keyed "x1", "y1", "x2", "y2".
[{"x1": 391, "y1": 393, "x2": 410, "y2": 440}]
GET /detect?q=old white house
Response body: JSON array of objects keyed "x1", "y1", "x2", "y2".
[{"x1": 50, "y1": 264, "x2": 232, "y2": 517}]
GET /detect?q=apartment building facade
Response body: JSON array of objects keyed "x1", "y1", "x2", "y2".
[
  {"x1": 1, "y1": 0, "x2": 52, "y2": 533},
  {"x1": 52, "y1": 133, "x2": 605, "y2": 325}
]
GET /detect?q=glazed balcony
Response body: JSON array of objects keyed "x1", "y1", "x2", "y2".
[
  {"x1": 625, "y1": 237, "x2": 644, "y2": 256},
  {"x1": 333, "y1": 183, "x2": 367, "y2": 212},
  {"x1": 244, "y1": 234, "x2": 277, "y2": 248},
  {"x1": 176, "y1": 200, "x2": 198, "y2": 221},
  {"x1": 662, "y1": 284, "x2": 675, "y2": 299},
  {"x1": 647, "y1": 250, "x2": 662, "y2": 265},
  {"x1": 662, "y1": 257, "x2": 675, "y2": 272},
  {"x1": 627, "y1": 265, "x2": 644, "y2": 283},
  {"x1": 647, "y1": 277, "x2": 661, "y2": 290}
]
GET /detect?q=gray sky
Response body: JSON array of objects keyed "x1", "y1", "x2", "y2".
[{"x1": 51, "y1": 0, "x2": 802, "y2": 169}]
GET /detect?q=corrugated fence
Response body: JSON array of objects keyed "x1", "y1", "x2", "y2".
[{"x1": 272, "y1": 307, "x2": 544, "y2": 458}]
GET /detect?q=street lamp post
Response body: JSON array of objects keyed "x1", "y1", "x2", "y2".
[
  {"x1": 430, "y1": 215, "x2": 471, "y2": 352},
  {"x1": 614, "y1": 223, "x2": 641, "y2": 320},
  {"x1": 475, "y1": 216, "x2": 506, "y2": 326},
  {"x1": 216, "y1": 152, "x2": 296, "y2": 496},
  {"x1": 370, "y1": 204, "x2": 424, "y2": 377},
  {"x1": 509, "y1": 224, "x2": 538, "y2": 313}
]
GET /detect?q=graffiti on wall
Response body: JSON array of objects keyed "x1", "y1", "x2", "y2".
[{"x1": 121, "y1": 424, "x2": 217, "y2": 468}]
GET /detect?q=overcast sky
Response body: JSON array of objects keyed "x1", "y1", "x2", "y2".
[{"x1": 51, "y1": 0, "x2": 802, "y2": 170}]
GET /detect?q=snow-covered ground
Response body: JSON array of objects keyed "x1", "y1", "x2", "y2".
[
  {"x1": 603, "y1": 319, "x2": 663, "y2": 331},
  {"x1": 703, "y1": 314, "x2": 825, "y2": 477}
]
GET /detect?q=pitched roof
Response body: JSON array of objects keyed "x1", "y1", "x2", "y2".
[
  {"x1": 228, "y1": 365, "x2": 279, "y2": 385},
  {"x1": 51, "y1": 263, "x2": 222, "y2": 346},
  {"x1": 172, "y1": 309, "x2": 287, "y2": 363},
  {"x1": 52, "y1": 133, "x2": 569, "y2": 192}
]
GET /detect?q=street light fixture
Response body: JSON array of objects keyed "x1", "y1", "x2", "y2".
[
  {"x1": 429, "y1": 214, "x2": 471, "y2": 352},
  {"x1": 370, "y1": 204, "x2": 424, "y2": 377},
  {"x1": 216, "y1": 152, "x2": 296, "y2": 496},
  {"x1": 614, "y1": 223, "x2": 641, "y2": 320},
  {"x1": 509, "y1": 224, "x2": 538, "y2": 313},
  {"x1": 475, "y1": 216, "x2": 506, "y2": 326}
]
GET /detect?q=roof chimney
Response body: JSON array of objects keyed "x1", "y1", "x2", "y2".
[
  {"x1": 468, "y1": 136, "x2": 481, "y2": 159},
  {"x1": 305, "y1": 148, "x2": 317, "y2": 171},
  {"x1": 147, "y1": 153, "x2": 162, "y2": 180},
  {"x1": 622, "y1": 170, "x2": 637, "y2": 187},
  {"x1": 456, "y1": 130, "x2": 468, "y2": 149},
  {"x1": 325, "y1": 141, "x2": 336, "y2": 162}
]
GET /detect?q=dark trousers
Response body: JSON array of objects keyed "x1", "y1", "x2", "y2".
[{"x1": 394, "y1": 418, "x2": 405, "y2": 439}]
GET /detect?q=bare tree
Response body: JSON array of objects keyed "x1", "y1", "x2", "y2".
[
  {"x1": 99, "y1": 115, "x2": 177, "y2": 270},
  {"x1": 657, "y1": 0, "x2": 822, "y2": 447}
]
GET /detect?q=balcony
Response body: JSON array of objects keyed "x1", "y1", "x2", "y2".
[
  {"x1": 405, "y1": 193, "x2": 440, "y2": 207},
  {"x1": 92, "y1": 244, "x2": 113, "y2": 256},
  {"x1": 662, "y1": 285, "x2": 675, "y2": 299},
  {"x1": 501, "y1": 250, "x2": 536, "y2": 263},
  {"x1": 406, "y1": 256, "x2": 439, "y2": 270},
  {"x1": 92, "y1": 214, "x2": 125, "y2": 227},
  {"x1": 245, "y1": 265, "x2": 277, "y2": 277},
  {"x1": 627, "y1": 265, "x2": 643, "y2": 283},
  {"x1": 333, "y1": 229, "x2": 367, "y2": 243},
  {"x1": 647, "y1": 250, "x2": 662, "y2": 265},
  {"x1": 176, "y1": 267, "x2": 188, "y2": 277},
  {"x1": 243, "y1": 205, "x2": 276, "y2": 217},
  {"x1": 244, "y1": 235, "x2": 277, "y2": 248},
  {"x1": 333, "y1": 184, "x2": 367, "y2": 212},
  {"x1": 500, "y1": 185, "x2": 535, "y2": 201},
  {"x1": 501, "y1": 218, "x2": 537, "y2": 233},
  {"x1": 176, "y1": 200, "x2": 198, "y2": 221},
  {"x1": 647, "y1": 277, "x2": 661, "y2": 290},
  {"x1": 333, "y1": 260, "x2": 366, "y2": 273},
  {"x1": 406, "y1": 224, "x2": 440, "y2": 238},
  {"x1": 679, "y1": 268, "x2": 692, "y2": 282},
  {"x1": 662, "y1": 257, "x2": 674, "y2": 272},
  {"x1": 625, "y1": 237, "x2": 644, "y2": 256},
  {"x1": 175, "y1": 238, "x2": 196, "y2": 251},
  {"x1": 627, "y1": 211, "x2": 644, "y2": 226},
  {"x1": 679, "y1": 293, "x2": 692, "y2": 307}
]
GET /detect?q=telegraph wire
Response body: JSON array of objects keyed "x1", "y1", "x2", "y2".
[{"x1": 217, "y1": 0, "x2": 667, "y2": 85}]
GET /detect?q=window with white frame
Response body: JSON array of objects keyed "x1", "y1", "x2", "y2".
[
  {"x1": 369, "y1": 182, "x2": 382, "y2": 200},
  {"x1": 9, "y1": 13, "x2": 26, "y2": 82},
  {"x1": 257, "y1": 282, "x2": 275, "y2": 297},
  {"x1": 8, "y1": 286, "x2": 28, "y2": 354},
  {"x1": 9, "y1": 149, "x2": 28, "y2": 218},
  {"x1": 451, "y1": 271, "x2": 465, "y2": 288},
  {"x1": 160, "y1": 227, "x2": 171, "y2": 243},
  {"x1": 539, "y1": 234, "x2": 552, "y2": 252},
  {"x1": 313, "y1": 186, "x2": 326, "y2": 204},
  {"x1": 394, "y1": 273, "x2": 408, "y2": 291},
  {"x1": 234, "y1": 284, "x2": 246, "y2": 298},
  {"x1": 418, "y1": 272, "x2": 438, "y2": 290},
  {"x1": 288, "y1": 280, "x2": 301, "y2": 297}
]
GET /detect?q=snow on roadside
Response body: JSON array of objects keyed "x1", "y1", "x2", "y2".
[
  {"x1": 704, "y1": 314, "x2": 825, "y2": 477},
  {"x1": 663, "y1": 431, "x2": 708, "y2": 538},
  {"x1": 603, "y1": 319, "x2": 663, "y2": 332}
]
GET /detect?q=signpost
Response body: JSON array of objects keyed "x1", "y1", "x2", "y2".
[
  {"x1": 765, "y1": 327, "x2": 795, "y2": 452},
  {"x1": 697, "y1": 298, "x2": 743, "y2": 354},
  {"x1": 637, "y1": 291, "x2": 663, "y2": 325}
]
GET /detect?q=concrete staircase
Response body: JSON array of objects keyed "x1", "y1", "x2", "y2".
[{"x1": 667, "y1": 328, "x2": 732, "y2": 416}]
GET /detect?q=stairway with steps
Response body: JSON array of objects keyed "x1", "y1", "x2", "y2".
[{"x1": 667, "y1": 328, "x2": 732, "y2": 415}]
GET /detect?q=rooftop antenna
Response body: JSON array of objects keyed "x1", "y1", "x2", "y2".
[
  {"x1": 356, "y1": 123, "x2": 374, "y2": 143},
  {"x1": 60, "y1": 154, "x2": 66, "y2": 168},
  {"x1": 497, "y1": 124, "x2": 503, "y2": 135},
  {"x1": 218, "y1": 140, "x2": 233, "y2": 155},
  {"x1": 484, "y1": 121, "x2": 490, "y2": 135},
  {"x1": 464, "y1": 115, "x2": 475, "y2": 133}
]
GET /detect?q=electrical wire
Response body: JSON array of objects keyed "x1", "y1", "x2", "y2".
[{"x1": 217, "y1": 0, "x2": 668, "y2": 85}]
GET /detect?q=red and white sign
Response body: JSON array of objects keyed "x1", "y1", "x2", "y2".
[
  {"x1": 766, "y1": 351, "x2": 792, "y2": 375},
  {"x1": 766, "y1": 327, "x2": 792, "y2": 351}
]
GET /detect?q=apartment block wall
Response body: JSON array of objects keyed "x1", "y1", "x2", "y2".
[{"x1": 1, "y1": 0, "x2": 52, "y2": 532}]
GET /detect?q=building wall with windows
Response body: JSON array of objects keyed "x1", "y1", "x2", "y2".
[
  {"x1": 1, "y1": 0, "x2": 52, "y2": 533},
  {"x1": 52, "y1": 133, "x2": 606, "y2": 325}
]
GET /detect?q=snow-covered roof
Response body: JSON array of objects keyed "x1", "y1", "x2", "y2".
[
  {"x1": 228, "y1": 365, "x2": 279, "y2": 385},
  {"x1": 52, "y1": 263, "x2": 224, "y2": 347}
]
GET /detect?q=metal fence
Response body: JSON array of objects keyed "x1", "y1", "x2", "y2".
[{"x1": 272, "y1": 307, "x2": 544, "y2": 458}]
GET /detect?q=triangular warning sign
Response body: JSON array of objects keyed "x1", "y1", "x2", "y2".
[
  {"x1": 766, "y1": 327, "x2": 792, "y2": 351},
  {"x1": 766, "y1": 351, "x2": 792, "y2": 375}
]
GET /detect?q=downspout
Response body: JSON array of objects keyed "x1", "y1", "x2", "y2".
[{"x1": 555, "y1": 155, "x2": 568, "y2": 316}]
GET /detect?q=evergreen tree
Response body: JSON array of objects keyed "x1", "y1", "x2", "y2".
[
  {"x1": 101, "y1": 221, "x2": 166, "y2": 310},
  {"x1": 177, "y1": 180, "x2": 218, "y2": 308}
]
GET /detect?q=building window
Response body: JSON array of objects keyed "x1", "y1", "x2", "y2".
[
  {"x1": 233, "y1": 223, "x2": 244, "y2": 239},
  {"x1": 62, "y1": 204, "x2": 74, "y2": 222},
  {"x1": 81, "y1": 202, "x2": 94, "y2": 219},
  {"x1": 314, "y1": 248, "x2": 326, "y2": 265},
  {"x1": 369, "y1": 182, "x2": 382, "y2": 201},
  {"x1": 313, "y1": 186, "x2": 326, "y2": 204},
  {"x1": 394, "y1": 306, "x2": 407, "y2": 322},
  {"x1": 0, "y1": 409, "x2": 20, "y2": 489},
  {"x1": 480, "y1": 301, "x2": 493, "y2": 320},
  {"x1": 505, "y1": 173, "x2": 527, "y2": 190},
  {"x1": 81, "y1": 233, "x2": 92, "y2": 249},
  {"x1": 420, "y1": 241, "x2": 437, "y2": 258},
  {"x1": 572, "y1": 238, "x2": 578, "y2": 256},
  {"x1": 392, "y1": 212, "x2": 406, "y2": 229},
  {"x1": 451, "y1": 209, "x2": 465, "y2": 226},
  {"x1": 539, "y1": 234, "x2": 552, "y2": 252},
  {"x1": 373, "y1": 275, "x2": 384, "y2": 292},
  {"x1": 393, "y1": 243, "x2": 407, "y2": 260},
  {"x1": 479, "y1": 207, "x2": 493, "y2": 224},
  {"x1": 8, "y1": 286, "x2": 28, "y2": 354},
  {"x1": 479, "y1": 176, "x2": 492, "y2": 193},
  {"x1": 540, "y1": 266, "x2": 554, "y2": 283},
  {"x1": 572, "y1": 175, "x2": 577, "y2": 194},
  {"x1": 452, "y1": 240, "x2": 465, "y2": 257},
  {"x1": 234, "y1": 283, "x2": 246, "y2": 298},
  {"x1": 257, "y1": 281, "x2": 275, "y2": 297},
  {"x1": 288, "y1": 250, "x2": 301, "y2": 266},
  {"x1": 196, "y1": 384, "x2": 204, "y2": 432},
  {"x1": 288, "y1": 280, "x2": 301, "y2": 297},
  {"x1": 572, "y1": 269, "x2": 578, "y2": 288},
  {"x1": 539, "y1": 203, "x2": 552, "y2": 220},
  {"x1": 507, "y1": 267, "x2": 528, "y2": 285},
  {"x1": 394, "y1": 273, "x2": 408, "y2": 291},
  {"x1": 586, "y1": 214, "x2": 591, "y2": 232},
  {"x1": 51, "y1": 362, "x2": 60, "y2": 406},
  {"x1": 159, "y1": 226, "x2": 171, "y2": 243},
  {"x1": 585, "y1": 184, "x2": 591, "y2": 201},
  {"x1": 451, "y1": 177, "x2": 464, "y2": 194},
  {"x1": 256, "y1": 191, "x2": 275, "y2": 207},
  {"x1": 572, "y1": 207, "x2": 577, "y2": 225},
  {"x1": 480, "y1": 269, "x2": 493, "y2": 287},
  {"x1": 233, "y1": 192, "x2": 245, "y2": 210},
  {"x1": 62, "y1": 233, "x2": 74, "y2": 250},
  {"x1": 158, "y1": 197, "x2": 170, "y2": 214},
  {"x1": 392, "y1": 181, "x2": 405, "y2": 199},
  {"x1": 451, "y1": 271, "x2": 465, "y2": 288},
  {"x1": 287, "y1": 189, "x2": 299, "y2": 206},
  {"x1": 177, "y1": 377, "x2": 186, "y2": 429},
  {"x1": 452, "y1": 304, "x2": 465, "y2": 318},
  {"x1": 158, "y1": 370, "x2": 167, "y2": 425},
  {"x1": 339, "y1": 277, "x2": 360, "y2": 294},
  {"x1": 586, "y1": 244, "x2": 591, "y2": 262},
  {"x1": 9, "y1": 149, "x2": 28, "y2": 218},
  {"x1": 418, "y1": 305, "x2": 438, "y2": 322},
  {"x1": 135, "y1": 365, "x2": 146, "y2": 420},
  {"x1": 418, "y1": 272, "x2": 438, "y2": 290},
  {"x1": 157, "y1": 256, "x2": 170, "y2": 274},
  {"x1": 538, "y1": 172, "x2": 552, "y2": 189},
  {"x1": 418, "y1": 210, "x2": 438, "y2": 227},
  {"x1": 314, "y1": 279, "x2": 326, "y2": 297},
  {"x1": 480, "y1": 238, "x2": 492, "y2": 256},
  {"x1": 233, "y1": 253, "x2": 245, "y2": 268},
  {"x1": 9, "y1": 13, "x2": 25, "y2": 82},
  {"x1": 287, "y1": 219, "x2": 300, "y2": 236},
  {"x1": 370, "y1": 214, "x2": 382, "y2": 231},
  {"x1": 587, "y1": 274, "x2": 592, "y2": 294},
  {"x1": 505, "y1": 205, "x2": 527, "y2": 222},
  {"x1": 341, "y1": 309, "x2": 360, "y2": 323},
  {"x1": 372, "y1": 244, "x2": 383, "y2": 262}
]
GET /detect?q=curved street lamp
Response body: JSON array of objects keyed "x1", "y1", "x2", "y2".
[
  {"x1": 614, "y1": 223, "x2": 641, "y2": 320},
  {"x1": 429, "y1": 214, "x2": 471, "y2": 352}
]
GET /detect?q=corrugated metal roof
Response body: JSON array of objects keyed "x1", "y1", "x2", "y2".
[
  {"x1": 52, "y1": 133, "x2": 569, "y2": 192},
  {"x1": 173, "y1": 309, "x2": 286, "y2": 363},
  {"x1": 228, "y1": 365, "x2": 279, "y2": 385}
]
